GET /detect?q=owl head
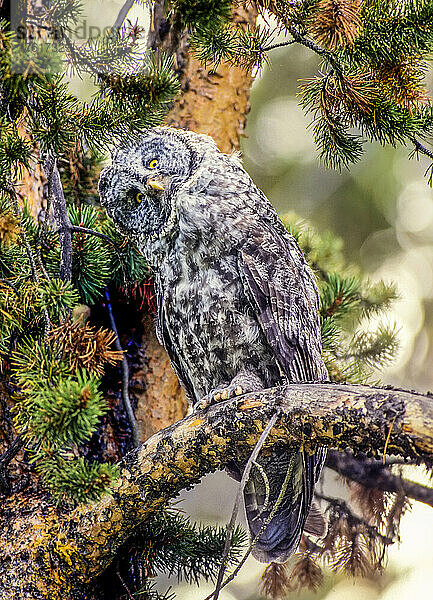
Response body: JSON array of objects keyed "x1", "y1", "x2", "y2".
[{"x1": 98, "y1": 127, "x2": 219, "y2": 243}]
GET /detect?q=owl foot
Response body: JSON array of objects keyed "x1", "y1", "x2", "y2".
[{"x1": 195, "y1": 384, "x2": 245, "y2": 411}]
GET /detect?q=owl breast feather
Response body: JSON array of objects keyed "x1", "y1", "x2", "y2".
[{"x1": 155, "y1": 229, "x2": 281, "y2": 402}]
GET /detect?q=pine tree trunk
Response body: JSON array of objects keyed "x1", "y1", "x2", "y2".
[
  {"x1": 17, "y1": 115, "x2": 47, "y2": 219},
  {"x1": 164, "y1": 5, "x2": 257, "y2": 151}
]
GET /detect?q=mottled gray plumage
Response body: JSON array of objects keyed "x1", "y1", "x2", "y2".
[{"x1": 99, "y1": 127, "x2": 328, "y2": 563}]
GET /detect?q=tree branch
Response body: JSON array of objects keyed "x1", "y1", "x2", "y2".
[
  {"x1": 261, "y1": 40, "x2": 296, "y2": 52},
  {"x1": 314, "y1": 492, "x2": 394, "y2": 545},
  {"x1": 113, "y1": 0, "x2": 136, "y2": 32},
  {"x1": 411, "y1": 137, "x2": 433, "y2": 161},
  {"x1": 3, "y1": 382, "x2": 433, "y2": 599},
  {"x1": 0, "y1": 434, "x2": 24, "y2": 495},
  {"x1": 104, "y1": 288, "x2": 140, "y2": 448},
  {"x1": 326, "y1": 449, "x2": 433, "y2": 508},
  {"x1": 43, "y1": 156, "x2": 73, "y2": 282}
]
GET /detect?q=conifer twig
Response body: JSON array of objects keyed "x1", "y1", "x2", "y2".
[
  {"x1": 55, "y1": 225, "x2": 128, "y2": 286},
  {"x1": 55, "y1": 225, "x2": 121, "y2": 252},
  {"x1": 0, "y1": 279, "x2": 20, "y2": 296},
  {"x1": 44, "y1": 156, "x2": 73, "y2": 282},
  {"x1": 314, "y1": 492, "x2": 394, "y2": 545},
  {"x1": 288, "y1": 25, "x2": 327, "y2": 55},
  {"x1": 0, "y1": 434, "x2": 24, "y2": 495},
  {"x1": 210, "y1": 411, "x2": 279, "y2": 600},
  {"x1": 205, "y1": 440, "x2": 296, "y2": 600},
  {"x1": 116, "y1": 566, "x2": 135, "y2": 600},
  {"x1": 70, "y1": 227, "x2": 127, "y2": 283},
  {"x1": 104, "y1": 288, "x2": 139, "y2": 448},
  {"x1": 113, "y1": 0, "x2": 136, "y2": 32},
  {"x1": 326, "y1": 450, "x2": 433, "y2": 508},
  {"x1": 261, "y1": 40, "x2": 296, "y2": 52},
  {"x1": 35, "y1": 249, "x2": 51, "y2": 283},
  {"x1": 411, "y1": 137, "x2": 433, "y2": 161},
  {"x1": 264, "y1": 7, "x2": 341, "y2": 71},
  {"x1": 69, "y1": 226, "x2": 120, "y2": 248}
]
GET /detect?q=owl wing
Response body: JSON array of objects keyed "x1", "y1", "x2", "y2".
[
  {"x1": 238, "y1": 220, "x2": 328, "y2": 560},
  {"x1": 239, "y1": 220, "x2": 327, "y2": 384},
  {"x1": 239, "y1": 218, "x2": 328, "y2": 477}
]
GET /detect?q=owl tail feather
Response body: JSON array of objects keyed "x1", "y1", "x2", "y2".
[{"x1": 241, "y1": 451, "x2": 326, "y2": 564}]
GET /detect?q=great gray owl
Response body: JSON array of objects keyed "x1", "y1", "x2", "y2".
[{"x1": 99, "y1": 127, "x2": 328, "y2": 563}]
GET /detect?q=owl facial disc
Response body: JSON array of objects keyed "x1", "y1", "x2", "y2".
[{"x1": 98, "y1": 128, "x2": 198, "y2": 242}]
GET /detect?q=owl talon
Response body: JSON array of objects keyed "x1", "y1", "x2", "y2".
[
  {"x1": 194, "y1": 397, "x2": 213, "y2": 411},
  {"x1": 195, "y1": 383, "x2": 246, "y2": 411}
]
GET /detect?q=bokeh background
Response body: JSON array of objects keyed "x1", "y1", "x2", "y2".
[{"x1": 69, "y1": 2, "x2": 433, "y2": 598}]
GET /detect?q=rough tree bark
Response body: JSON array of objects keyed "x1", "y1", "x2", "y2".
[
  {"x1": 1, "y1": 382, "x2": 433, "y2": 599},
  {"x1": 17, "y1": 116, "x2": 46, "y2": 219},
  {"x1": 148, "y1": 1, "x2": 256, "y2": 153},
  {"x1": 134, "y1": 316, "x2": 189, "y2": 441}
]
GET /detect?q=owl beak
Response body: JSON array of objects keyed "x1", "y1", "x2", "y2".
[{"x1": 147, "y1": 177, "x2": 166, "y2": 191}]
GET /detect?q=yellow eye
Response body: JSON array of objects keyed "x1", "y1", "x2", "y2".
[
  {"x1": 148, "y1": 159, "x2": 159, "y2": 169},
  {"x1": 136, "y1": 192, "x2": 144, "y2": 204}
]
